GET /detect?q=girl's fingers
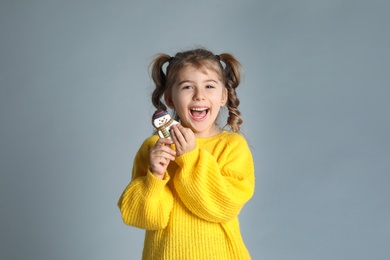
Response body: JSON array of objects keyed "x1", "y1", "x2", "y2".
[
  {"x1": 156, "y1": 137, "x2": 173, "y2": 146},
  {"x1": 149, "y1": 138, "x2": 177, "y2": 176},
  {"x1": 177, "y1": 124, "x2": 194, "y2": 141},
  {"x1": 155, "y1": 138, "x2": 175, "y2": 153},
  {"x1": 155, "y1": 156, "x2": 170, "y2": 166},
  {"x1": 169, "y1": 124, "x2": 196, "y2": 156},
  {"x1": 151, "y1": 138, "x2": 176, "y2": 159},
  {"x1": 169, "y1": 127, "x2": 178, "y2": 144},
  {"x1": 170, "y1": 124, "x2": 186, "y2": 144},
  {"x1": 151, "y1": 147, "x2": 176, "y2": 159}
]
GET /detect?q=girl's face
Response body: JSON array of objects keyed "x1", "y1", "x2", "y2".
[{"x1": 166, "y1": 65, "x2": 227, "y2": 138}]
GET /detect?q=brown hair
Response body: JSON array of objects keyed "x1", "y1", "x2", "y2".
[{"x1": 150, "y1": 48, "x2": 243, "y2": 133}]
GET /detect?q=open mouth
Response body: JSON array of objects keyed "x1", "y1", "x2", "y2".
[{"x1": 189, "y1": 107, "x2": 209, "y2": 120}]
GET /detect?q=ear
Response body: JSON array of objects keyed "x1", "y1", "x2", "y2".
[
  {"x1": 220, "y1": 87, "x2": 228, "y2": 107},
  {"x1": 164, "y1": 92, "x2": 175, "y2": 109}
]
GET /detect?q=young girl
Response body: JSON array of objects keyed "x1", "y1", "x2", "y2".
[{"x1": 118, "y1": 48, "x2": 255, "y2": 259}]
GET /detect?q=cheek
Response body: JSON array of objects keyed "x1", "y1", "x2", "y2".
[
  {"x1": 213, "y1": 91, "x2": 226, "y2": 106},
  {"x1": 172, "y1": 99, "x2": 185, "y2": 111},
  {"x1": 171, "y1": 93, "x2": 186, "y2": 107}
]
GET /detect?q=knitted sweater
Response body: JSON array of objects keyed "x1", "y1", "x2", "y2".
[{"x1": 118, "y1": 131, "x2": 255, "y2": 259}]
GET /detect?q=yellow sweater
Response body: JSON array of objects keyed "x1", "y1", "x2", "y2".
[{"x1": 118, "y1": 131, "x2": 255, "y2": 259}]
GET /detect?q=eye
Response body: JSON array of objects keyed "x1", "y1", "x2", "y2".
[
  {"x1": 206, "y1": 85, "x2": 215, "y2": 89},
  {"x1": 182, "y1": 85, "x2": 192, "y2": 90}
]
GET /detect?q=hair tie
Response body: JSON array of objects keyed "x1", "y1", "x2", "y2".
[
  {"x1": 168, "y1": 56, "x2": 174, "y2": 63},
  {"x1": 215, "y1": 55, "x2": 221, "y2": 61}
]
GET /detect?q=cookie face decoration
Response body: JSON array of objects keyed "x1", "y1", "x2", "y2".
[{"x1": 152, "y1": 109, "x2": 179, "y2": 138}]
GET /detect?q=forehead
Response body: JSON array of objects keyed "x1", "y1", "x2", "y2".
[{"x1": 177, "y1": 65, "x2": 222, "y2": 81}]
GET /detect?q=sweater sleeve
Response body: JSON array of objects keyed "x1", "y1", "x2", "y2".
[
  {"x1": 173, "y1": 134, "x2": 255, "y2": 223},
  {"x1": 117, "y1": 136, "x2": 174, "y2": 230}
]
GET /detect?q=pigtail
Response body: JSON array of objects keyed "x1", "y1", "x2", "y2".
[
  {"x1": 150, "y1": 54, "x2": 171, "y2": 111},
  {"x1": 219, "y1": 53, "x2": 243, "y2": 133}
]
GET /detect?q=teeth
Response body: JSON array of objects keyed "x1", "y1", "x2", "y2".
[{"x1": 190, "y1": 107, "x2": 208, "y2": 111}]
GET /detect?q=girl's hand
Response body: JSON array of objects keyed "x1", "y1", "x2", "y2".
[
  {"x1": 170, "y1": 124, "x2": 196, "y2": 156},
  {"x1": 149, "y1": 138, "x2": 176, "y2": 179}
]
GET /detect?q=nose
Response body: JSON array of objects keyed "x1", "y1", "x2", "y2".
[{"x1": 193, "y1": 88, "x2": 205, "y2": 101}]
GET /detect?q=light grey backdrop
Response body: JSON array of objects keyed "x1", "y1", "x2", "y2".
[{"x1": 1, "y1": 0, "x2": 389, "y2": 259}]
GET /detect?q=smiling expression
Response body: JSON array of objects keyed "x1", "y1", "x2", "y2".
[{"x1": 165, "y1": 65, "x2": 227, "y2": 138}]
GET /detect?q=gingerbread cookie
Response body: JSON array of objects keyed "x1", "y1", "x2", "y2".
[{"x1": 152, "y1": 109, "x2": 179, "y2": 139}]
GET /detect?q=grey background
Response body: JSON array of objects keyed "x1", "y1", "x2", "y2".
[{"x1": 1, "y1": 0, "x2": 389, "y2": 259}]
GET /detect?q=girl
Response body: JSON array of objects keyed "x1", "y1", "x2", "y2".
[{"x1": 118, "y1": 48, "x2": 255, "y2": 259}]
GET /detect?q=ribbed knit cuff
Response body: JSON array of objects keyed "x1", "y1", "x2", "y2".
[
  {"x1": 174, "y1": 148, "x2": 199, "y2": 178},
  {"x1": 145, "y1": 171, "x2": 170, "y2": 198}
]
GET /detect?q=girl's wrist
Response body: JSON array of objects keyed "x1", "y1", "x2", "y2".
[{"x1": 150, "y1": 168, "x2": 165, "y2": 180}]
